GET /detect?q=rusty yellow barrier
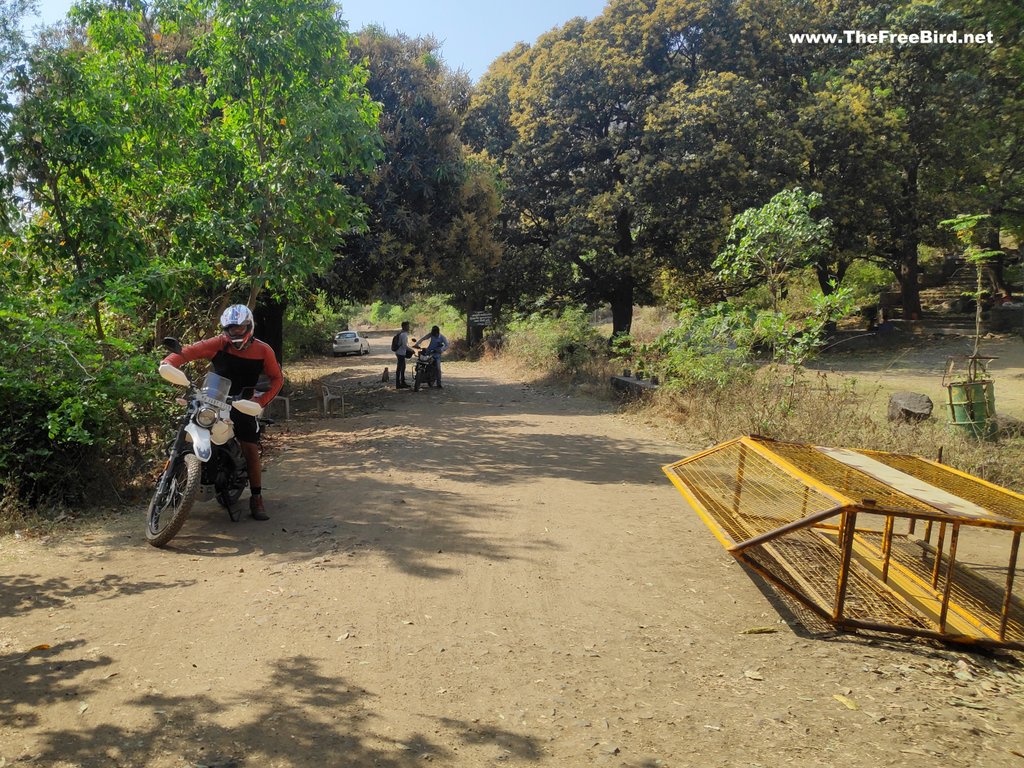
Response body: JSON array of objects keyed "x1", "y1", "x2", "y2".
[{"x1": 663, "y1": 436, "x2": 1024, "y2": 648}]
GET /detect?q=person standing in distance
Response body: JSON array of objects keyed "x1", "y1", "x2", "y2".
[
  {"x1": 160, "y1": 304, "x2": 283, "y2": 520},
  {"x1": 394, "y1": 321, "x2": 415, "y2": 389},
  {"x1": 415, "y1": 325, "x2": 449, "y2": 388}
]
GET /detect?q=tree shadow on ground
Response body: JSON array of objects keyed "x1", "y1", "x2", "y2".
[
  {"x1": 94, "y1": 363, "x2": 681, "y2": 576},
  {"x1": 157, "y1": 477, "x2": 559, "y2": 578},
  {"x1": 0, "y1": 573, "x2": 194, "y2": 620},
  {"x1": 132, "y1": 369, "x2": 684, "y2": 575},
  {"x1": 0, "y1": 639, "x2": 108, "y2": 730},
  {"x1": 8, "y1": 649, "x2": 544, "y2": 767},
  {"x1": 434, "y1": 715, "x2": 544, "y2": 761},
  {"x1": 306, "y1": 377, "x2": 681, "y2": 489}
]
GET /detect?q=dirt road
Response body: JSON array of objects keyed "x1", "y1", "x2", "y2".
[{"x1": 2, "y1": 332, "x2": 1023, "y2": 767}]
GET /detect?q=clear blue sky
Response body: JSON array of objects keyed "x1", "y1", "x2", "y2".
[{"x1": 27, "y1": 0, "x2": 610, "y2": 81}]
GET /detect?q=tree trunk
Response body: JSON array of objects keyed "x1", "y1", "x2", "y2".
[
  {"x1": 610, "y1": 280, "x2": 634, "y2": 338},
  {"x1": 983, "y1": 216, "x2": 1009, "y2": 298},
  {"x1": 899, "y1": 243, "x2": 922, "y2": 321},
  {"x1": 254, "y1": 296, "x2": 286, "y2": 365},
  {"x1": 897, "y1": 163, "x2": 922, "y2": 321},
  {"x1": 814, "y1": 259, "x2": 848, "y2": 295},
  {"x1": 610, "y1": 210, "x2": 635, "y2": 338}
]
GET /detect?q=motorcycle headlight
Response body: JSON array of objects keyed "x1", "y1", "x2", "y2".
[{"x1": 195, "y1": 405, "x2": 219, "y2": 428}]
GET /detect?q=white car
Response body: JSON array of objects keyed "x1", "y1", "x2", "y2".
[{"x1": 332, "y1": 331, "x2": 370, "y2": 357}]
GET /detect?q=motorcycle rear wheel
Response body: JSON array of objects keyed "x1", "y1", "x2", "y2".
[{"x1": 146, "y1": 453, "x2": 200, "y2": 547}]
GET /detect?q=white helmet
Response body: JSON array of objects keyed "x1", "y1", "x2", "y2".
[{"x1": 220, "y1": 304, "x2": 255, "y2": 350}]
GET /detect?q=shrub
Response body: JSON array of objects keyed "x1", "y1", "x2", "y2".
[
  {"x1": 647, "y1": 365, "x2": 1024, "y2": 494},
  {"x1": 404, "y1": 295, "x2": 462, "y2": 337},
  {"x1": 503, "y1": 306, "x2": 606, "y2": 378},
  {"x1": 0, "y1": 306, "x2": 164, "y2": 506},
  {"x1": 842, "y1": 260, "x2": 895, "y2": 306},
  {"x1": 617, "y1": 302, "x2": 755, "y2": 389},
  {"x1": 350, "y1": 294, "x2": 462, "y2": 340},
  {"x1": 367, "y1": 299, "x2": 404, "y2": 327},
  {"x1": 624, "y1": 283, "x2": 855, "y2": 391}
]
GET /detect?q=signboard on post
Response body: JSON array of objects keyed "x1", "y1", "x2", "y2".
[{"x1": 468, "y1": 311, "x2": 493, "y2": 327}]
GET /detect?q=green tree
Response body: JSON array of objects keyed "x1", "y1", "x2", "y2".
[
  {"x1": 6, "y1": 0, "x2": 380, "y2": 351},
  {"x1": 949, "y1": 0, "x2": 1024, "y2": 294},
  {"x1": 6, "y1": 2, "x2": 242, "y2": 342},
  {"x1": 714, "y1": 188, "x2": 833, "y2": 313},
  {"x1": 840, "y1": 1, "x2": 986, "y2": 319},
  {"x1": 0, "y1": 0, "x2": 34, "y2": 231},
  {"x1": 199, "y1": 0, "x2": 381, "y2": 313},
  {"x1": 461, "y1": 44, "x2": 553, "y2": 319},
  {"x1": 465, "y1": 0, "x2": 748, "y2": 336},
  {"x1": 0, "y1": 0, "x2": 382, "y2": 503},
  {"x1": 637, "y1": 70, "x2": 806, "y2": 300},
  {"x1": 328, "y1": 28, "x2": 469, "y2": 301},
  {"x1": 327, "y1": 27, "x2": 501, "y2": 337},
  {"x1": 796, "y1": 78, "x2": 903, "y2": 294}
]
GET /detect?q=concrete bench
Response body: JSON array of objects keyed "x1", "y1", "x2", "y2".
[{"x1": 610, "y1": 374, "x2": 658, "y2": 399}]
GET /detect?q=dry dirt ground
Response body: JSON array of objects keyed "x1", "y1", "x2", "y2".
[
  {"x1": 807, "y1": 332, "x2": 1024, "y2": 421},
  {"x1": 2, "y1": 331, "x2": 1024, "y2": 768}
]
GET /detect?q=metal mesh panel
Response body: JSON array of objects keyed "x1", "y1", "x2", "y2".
[
  {"x1": 873, "y1": 533, "x2": 1024, "y2": 642},
  {"x1": 861, "y1": 451, "x2": 1024, "y2": 525},
  {"x1": 754, "y1": 438, "x2": 938, "y2": 514},
  {"x1": 663, "y1": 436, "x2": 1024, "y2": 649},
  {"x1": 743, "y1": 531, "x2": 931, "y2": 628},
  {"x1": 667, "y1": 440, "x2": 841, "y2": 544}
]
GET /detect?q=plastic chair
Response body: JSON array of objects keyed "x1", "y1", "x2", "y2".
[{"x1": 314, "y1": 379, "x2": 345, "y2": 416}]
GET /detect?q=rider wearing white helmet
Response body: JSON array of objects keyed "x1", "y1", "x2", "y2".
[
  {"x1": 160, "y1": 304, "x2": 283, "y2": 520},
  {"x1": 220, "y1": 303, "x2": 256, "y2": 350}
]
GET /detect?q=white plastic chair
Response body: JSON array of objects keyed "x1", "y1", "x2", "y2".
[{"x1": 315, "y1": 379, "x2": 345, "y2": 416}]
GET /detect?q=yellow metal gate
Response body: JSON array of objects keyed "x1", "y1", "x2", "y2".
[{"x1": 663, "y1": 436, "x2": 1024, "y2": 648}]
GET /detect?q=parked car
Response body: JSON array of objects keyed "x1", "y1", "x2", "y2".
[{"x1": 332, "y1": 331, "x2": 370, "y2": 357}]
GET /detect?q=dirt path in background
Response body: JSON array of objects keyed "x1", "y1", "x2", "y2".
[
  {"x1": 2, "y1": 331, "x2": 1023, "y2": 768},
  {"x1": 809, "y1": 333, "x2": 1024, "y2": 420}
]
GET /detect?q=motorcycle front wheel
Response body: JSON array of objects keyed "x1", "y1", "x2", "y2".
[
  {"x1": 413, "y1": 370, "x2": 421, "y2": 391},
  {"x1": 146, "y1": 453, "x2": 201, "y2": 547}
]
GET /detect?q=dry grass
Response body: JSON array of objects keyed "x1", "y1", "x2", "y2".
[
  {"x1": 281, "y1": 357, "x2": 349, "y2": 389},
  {"x1": 640, "y1": 365, "x2": 1024, "y2": 493},
  {"x1": 629, "y1": 306, "x2": 678, "y2": 343}
]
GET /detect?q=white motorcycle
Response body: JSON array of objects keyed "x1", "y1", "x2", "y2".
[{"x1": 147, "y1": 338, "x2": 263, "y2": 547}]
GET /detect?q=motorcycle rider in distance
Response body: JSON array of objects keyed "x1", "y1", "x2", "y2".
[
  {"x1": 160, "y1": 304, "x2": 283, "y2": 520},
  {"x1": 414, "y1": 325, "x2": 449, "y2": 388}
]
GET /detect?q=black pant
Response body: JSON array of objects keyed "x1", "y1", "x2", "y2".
[{"x1": 395, "y1": 354, "x2": 406, "y2": 385}]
